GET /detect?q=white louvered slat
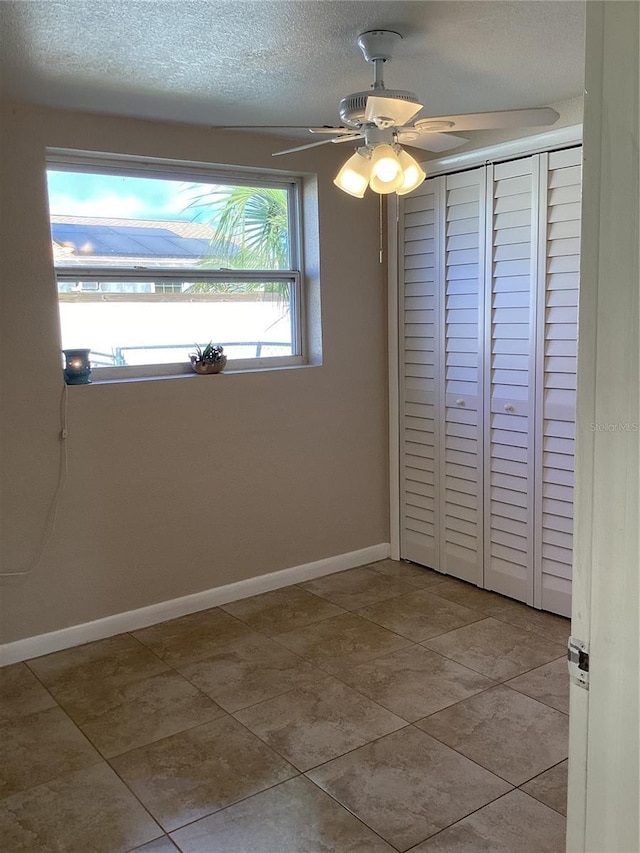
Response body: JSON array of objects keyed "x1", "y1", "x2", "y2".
[
  {"x1": 534, "y1": 146, "x2": 582, "y2": 616},
  {"x1": 548, "y1": 201, "x2": 581, "y2": 223},
  {"x1": 548, "y1": 219, "x2": 581, "y2": 240},
  {"x1": 484, "y1": 157, "x2": 537, "y2": 604}
]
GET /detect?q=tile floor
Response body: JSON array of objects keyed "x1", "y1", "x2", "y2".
[{"x1": 0, "y1": 560, "x2": 571, "y2": 852}]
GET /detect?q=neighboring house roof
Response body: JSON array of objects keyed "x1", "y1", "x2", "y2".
[
  {"x1": 50, "y1": 215, "x2": 217, "y2": 239},
  {"x1": 50, "y1": 216, "x2": 238, "y2": 270},
  {"x1": 52, "y1": 224, "x2": 209, "y2": 260}
]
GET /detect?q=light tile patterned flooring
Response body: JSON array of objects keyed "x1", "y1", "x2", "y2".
[{"x1": 0, "y1": 560, "x2": 571, "y2": 852}]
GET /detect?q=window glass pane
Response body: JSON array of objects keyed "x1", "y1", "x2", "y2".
[
  {"x1": 58, "y1": 281, "x2": 295, "y2": 367},
  {"x1": 47, "y1": 164, "x2": 300, "y2": 369},
  {"x1": 47, "y1": 170, "x2": 291, "y2": 271}
]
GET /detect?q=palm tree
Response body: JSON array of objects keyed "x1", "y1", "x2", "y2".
[{"x1": 185, "y1": 185, "x2": 290, "y2": 297}]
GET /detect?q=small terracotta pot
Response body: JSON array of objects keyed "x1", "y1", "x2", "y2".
[{"x1": 190, "y1": 357, "x2": 227, "y2": 374}]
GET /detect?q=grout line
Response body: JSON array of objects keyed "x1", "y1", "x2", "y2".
[
  {"x1": 418, "y1": 630, "x2": 568, "y2": 686},
  {"x1": 413, "y1": 678, "x2": 569, "y2": 737},
  {"x1": 501, "y1": 652, "x2": 570, "y2": 682},
  {"x1": 406, "y1": 788, "x2": 523, "y2": 848},
  {"x1": 99, "y1": 709, "x2": 232, "y2": 761},
  {"x1": 21, "y1": 659, "x2": 65, "y2": 707},
  {"x1": 0, "y1": 706, "x2": 105, "y2": 803},
  {"x1": 506, "y1": 685, "x2": 570, "y2": 716},
  {"x1": 223, "y1": 673, "x2": 334, "y2": 715},
  {"x1": 224, "y1": 683, "x2": 412, "y2": 774},
  {"x1": 297, "y1": 645, "x2": 498, "y2": 725},
  {"x1": 0, "y1": 702, "x2": 164, "y2": 841},
  {"x1": 411, "y1": 703, "x2": 568, "y2": 792},
  {"x1": 301, "y1": 775, "x2": 405, "y2": 852},
  {"x1": 300, "y1": 722, "x2": 414, "y2": 776},
  {"x1": 518, "y1": 757, "x2": 568, "y2": 816},
  {"x1": 263, "y1": 610, "x2": 415, "y2": 661},
  {"x1": 162, "y1": 769, "x2": 401, "y2": 852},
  {"x1": 412, "y1": 681, "x2": 501, "y2": 722},
  {"x1": 353, "y1": 601, "x2": 487, "y2": 641},
  {"x1": 286, "y1": 587, "x2": 431, "y2": 613},
  {"x1": 158, "y1": 772, "x2": 307, "y2": 839},
  {"x1": 104, "y1": 718, "x2": 300, "y2": 835},
  {"x1": 407, "y1": 719, "x2": 519, "y2": 788},
  {"x1": 220, "y1": 591, "x2": 350, "y2": 628},
  {"x1": 126, "y1": 629, "x2": 182, "y2": 669}
]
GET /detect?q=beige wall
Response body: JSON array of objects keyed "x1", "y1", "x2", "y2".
[{"x1": 0, "y1": 105, "x2": 388, "y2": 644}]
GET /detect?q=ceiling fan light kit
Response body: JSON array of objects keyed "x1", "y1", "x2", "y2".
[
  {"x1": 276, "y1": 29, "x2": 560, "y2": 199},
  {"x1": 333, "y1": 142, "x2": 426, "y2": 197}
]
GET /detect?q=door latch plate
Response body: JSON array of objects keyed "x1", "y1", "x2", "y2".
[{"x1": 568, "y1": 636, "x2": 589, "y2": 689}]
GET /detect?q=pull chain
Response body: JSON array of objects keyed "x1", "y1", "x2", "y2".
[{"x1": 379, "y1": 193, "x2": 384, "y2": 264}]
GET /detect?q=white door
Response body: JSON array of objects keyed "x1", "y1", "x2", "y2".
[
  {"x1": 483, "y1": 157, "x2": 538, "y2": 604},
  {"x1": 566, "y1": 3, "x2": 639, "y2": 851},
  {"x1": 399, "y1": 182, "x2": 441, "y2": 568},
  {"x1": 534, "y1": 147, "x2": 582, "y2": 617},
  {"x1": 439, "y1": 168, "x2": 486, "y2": 583},
  {"x1": 399, "y1": 169, "x2": 485, "y2": 581}
]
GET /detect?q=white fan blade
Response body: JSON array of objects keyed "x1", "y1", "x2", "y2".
[
  {"x1": 272, "y1": 135, "x2": 362, "y2": 156},
  {"x1": 398, "y1": 132, "x2": 469, "y2": 153},
  {"x1": 414, "y1": 107, "x2": 560, "y2": 134},
  {"x1": 365, "y1": 95, "x2": 424, "y2": 127},
  {"x1": 215, "y1": 126, "x2": 321, "y2": 130},
  {"x1": 309, "y1": 127, "x2": 356, "y2": 135},
  {"x1": 329, "y1": 134, "x2": 364, "y2": 144}
]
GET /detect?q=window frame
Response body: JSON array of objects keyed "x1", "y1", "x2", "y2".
[{"x1": 47, "y1": 150, "x2": 306, "y2": 380}]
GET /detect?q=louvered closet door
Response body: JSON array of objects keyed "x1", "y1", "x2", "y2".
[
  {"x1": 399, "y1": 181, "x2": 442, "y2": 568},
  {"x1": 484, "y1": 157, "x2": 538, "y2": 604},
  {"x1": 440, "y1": 169, "x2": 485, "y2": 584},
  {"x1": 534, "y1": 147, "x2": 581, "y2": 616}
]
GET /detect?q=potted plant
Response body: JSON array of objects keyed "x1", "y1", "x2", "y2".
[{"x1": 190, "y1": 342, "x2": 227, "y2": 374}]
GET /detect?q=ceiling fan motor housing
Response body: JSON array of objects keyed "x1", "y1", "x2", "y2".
[{"x1": 339, "y1": 89, "x2": 421, "y2": 128}]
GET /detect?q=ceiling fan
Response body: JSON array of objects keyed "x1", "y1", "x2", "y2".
[{"x1": 272, "y1": 30, "x2": 560, "y2": 198}]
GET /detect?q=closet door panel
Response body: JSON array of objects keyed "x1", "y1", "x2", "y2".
[
  {"x1": 534, "y1": 147, "x2": 581, "y2": 616},
  {"x1": 440, "y1": 169, "x2": 485, "y2": 584},
  {"x1": 398, "y1": 147, "x2": 580, "y2": 615},
  {"x1": 484, "y1": 158, "x2": 537, "y2": 604},
  {"x1": 400, "y1": 184, "x2": 442, "y2": 568}
]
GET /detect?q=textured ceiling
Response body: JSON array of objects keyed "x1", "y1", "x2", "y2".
[{"x1": 0, "y1": 1, "x2": 585, "y2": 132}]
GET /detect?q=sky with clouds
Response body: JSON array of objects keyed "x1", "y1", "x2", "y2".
[{"x1": 46, "y1": 170, "x2": 220, "y2": 222}]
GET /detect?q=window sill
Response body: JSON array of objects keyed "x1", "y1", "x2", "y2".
[{"x1": 70, "y1": 362, "x2": 319, "y2": 386}]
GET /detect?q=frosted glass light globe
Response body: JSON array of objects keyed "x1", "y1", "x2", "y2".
[{"x1": 369, "y1": 144, "x2": 404, "y2": 194}]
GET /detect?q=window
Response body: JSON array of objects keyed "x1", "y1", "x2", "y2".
[{"x1": 46, "y1": 155, "x2": 304, "y2": 378}]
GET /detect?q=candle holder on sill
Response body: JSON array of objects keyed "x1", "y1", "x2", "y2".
[{"x1": 63, "y1": 348, "x2": 92, "y2": 385}]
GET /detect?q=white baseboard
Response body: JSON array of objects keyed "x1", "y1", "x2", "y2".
[{"x1": 0, "y1": 543, "x2": 390, "y2": 666}]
